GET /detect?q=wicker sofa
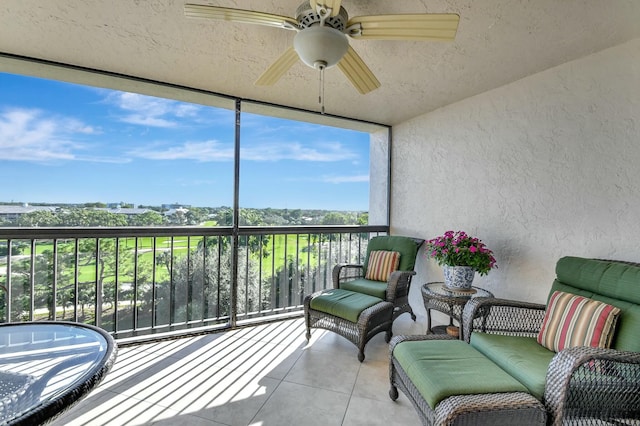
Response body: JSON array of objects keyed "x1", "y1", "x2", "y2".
[{"x1": 390, "y1": 257, "x2": 640, "y2": 425}]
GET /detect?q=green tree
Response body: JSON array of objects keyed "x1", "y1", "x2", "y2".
[
  {"x1": 0, "y1": 241, "x2": 25, "y2": 256},
  {"x1": 215, "y1": 208, "x2": 233, "y2": 226},
  {"x1": 321, "y1": 212, "x2": 350, "y2": 225},
  {"x1": 128, "y1": 211, "x2": 165, "y2": 226},
  {"x1": 68, "y1": 237, "x2": 139, "y2": 328},
  {"x1": 18, "y1": 210, "x2": 57, "y2": 227},
  {"x1": 7, "y1": 248, "x2": 57, "y2": 320},
  {"x1": 198, "y1": 236, "x2": 231, "y2": 255},
  {"x1": 147, "y1": 245, "x2": 233, "y2": 323},
  {"x1": 166, "y1": 209, "x2": 188, "y2": 225},
  {"x1": 59, "y1": 208, "x2": 128, "y2": 227},
  {"x1": 185, "y1": 207, "x2": 206, "y2": 225}
]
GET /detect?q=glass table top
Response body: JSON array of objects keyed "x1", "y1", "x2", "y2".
[
  {"x1": 423, "y1": 282, "x2": 494, "y2": 299},
  {"x1": 0, "y1": 322, "x2": 116, "y2": 425}
]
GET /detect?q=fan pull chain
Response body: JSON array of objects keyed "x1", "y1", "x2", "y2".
[{"x1": 318, "y1": 66, "x2": 325, "y2": 114}]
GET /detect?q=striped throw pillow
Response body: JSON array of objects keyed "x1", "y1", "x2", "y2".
[
  {"x1": 537, "y1": 291, "x2": 621, "y2": 352},
  {"x1": 365, "y1": 250, "x2": 401, "y2": 282}
]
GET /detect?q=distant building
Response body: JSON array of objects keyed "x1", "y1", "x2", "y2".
[
  {"x1": 107, "y1": 203, "x2": 121, "y2": 208},
  {"x1": 163, "y1": 207, "x2": 189, "y2": 217},
  {"x1": 0, "y1": 204, "x2": 58, "y2": 222},
  {"x1": 162, "y1": 203, "x2": 191, "y2": 210}
]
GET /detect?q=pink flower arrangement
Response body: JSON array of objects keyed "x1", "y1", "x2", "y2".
[{"x1": 425, "y1": 230, "x2": 497, "y2": 275}]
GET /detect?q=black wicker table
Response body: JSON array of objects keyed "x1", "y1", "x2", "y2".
[
  {"x1": 0, "y1": 322, "x2": 117, "y2": 425},
  {"x1": 422, "y1": 282, "x2": 493, "y2": 339}
]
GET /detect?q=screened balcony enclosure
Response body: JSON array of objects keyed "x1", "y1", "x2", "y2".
[
  {"x1": 0, "y1": 39, "x2": 411, "y2": 426},
  {"x1": 0, "y1": 59, "x2": 394, "y2": 341},
  {"x1": 2, "y1": 1, "x2": 639, "y2": 425}
]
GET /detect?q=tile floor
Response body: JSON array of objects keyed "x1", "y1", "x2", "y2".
[{"x1": 50, "y1": 314, "x2": 428, "y2": 426}]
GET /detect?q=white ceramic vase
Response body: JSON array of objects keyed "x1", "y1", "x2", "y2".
[{"x1": 443, "y1": 265, "x2": 475, "y2": 290}]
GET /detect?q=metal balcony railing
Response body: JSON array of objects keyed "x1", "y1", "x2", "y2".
[{"x1": 0, "y1": 226, "x2": 387, "y2": 339}]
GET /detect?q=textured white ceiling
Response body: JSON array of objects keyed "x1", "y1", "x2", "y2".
[{"x1": 1, "y1": 0, "x2": 639, "y2": 125}]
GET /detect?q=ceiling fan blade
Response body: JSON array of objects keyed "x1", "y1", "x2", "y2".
[
  {"x1": 337, "y1": 46, "x2": 381, "y2": 95},
  {"x1": 347, "y1": 14, "x2": 459, "y2": 40},
  {"x1": 309, "y1": 0, "x2": 342, "y2": 17},
  {"x1": 255, "y1": 47, "x2": 299, "y2": 86},
  {"x1": 184, "y1": 4, "x2": 298, "y2": 30}
]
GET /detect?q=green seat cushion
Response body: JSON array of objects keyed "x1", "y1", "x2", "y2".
[
  {"x1": 309, "y1": 289, "x2": 383, "y2": 323},
  {"x1": 393, "y1": 340, "x2": 529, "y2": 409},
  {"x1": 363, "y1": 236, "x2": 422, "y2": 273},
  {"x1": 340, "y1": 278, "x2": 388, "y2": 299},
  {"x1": 470, "y1": 333, "x2": 555, "y2": 400}
]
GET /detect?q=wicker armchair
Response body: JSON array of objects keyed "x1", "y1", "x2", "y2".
[
  {"x1": 333, "y1": 235, "x2": 424, "y2": 321},
  {"x1": 459, "y1": 258, "x2": 640, "y2": 426}
]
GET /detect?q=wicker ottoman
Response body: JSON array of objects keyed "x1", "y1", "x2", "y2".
[
  {"x1": 304, "y1": 288, "x2": 394, "y2": 362},
  {"x1": 389, "y1": 336, "x2": 547, "y2": 426}
]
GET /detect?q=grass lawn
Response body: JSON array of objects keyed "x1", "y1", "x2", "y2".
[{"x1": 6, "y1": 233, "x2": 341, "y2": 289}]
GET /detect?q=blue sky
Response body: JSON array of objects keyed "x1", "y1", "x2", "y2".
[{"x1": 0, "y1": 73, "x2": 371, "y2": 210}]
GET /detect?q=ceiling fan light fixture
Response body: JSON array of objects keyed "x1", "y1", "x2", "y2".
[
  {"x1": 185, "y1": 1, "x2": 460, "y2": 104},
  {"x1": 293, "y1": 26, "x2": 349, "y2": 69}
]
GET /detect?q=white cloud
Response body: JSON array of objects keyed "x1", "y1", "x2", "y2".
[
  {"x1": 64, "y1": 119, "x2": 98, "y2": 134},
  {"x1": 177, "y1": 178, "x2": 217, "y2": 187},
  {"x1": 74, "y1": 155, "x2": 131, "y2": 164},
  {"x1": 174, "y1": 104, "x2": 200, "y2": 118},
  {"x1": 322, "y1": 175, "x2": 369, "y2": 184},
  {"x1": 128, "y1": 139, "x2": 359, "y2": 163},
  {"x1": 120, "y1": 115, "x2": 177, "y2": 128},
  {"x1": 116, "y1": 92, "x2": 171, "y2": 114},
  {"x1": 0, "y1": 108, "x2": 83, "y2": 162},
  {"x1": 0, "y1": 107, "x2": 128, "y2": 164},
  {"x1": 127, "y1": 140, "x2": 234, "y2": 161},
  {"x1": 241, "y1": 141, "x2": 358, "y2": 162},
  {"x1": 106, "y1": 92, "x2": 202, "y2": 128}
]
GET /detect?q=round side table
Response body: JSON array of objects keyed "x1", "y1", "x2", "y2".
[{"x1": 421, "y1": 282, "x2": 493, "y2": 339}]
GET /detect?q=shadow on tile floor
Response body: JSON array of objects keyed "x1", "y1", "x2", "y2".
[{"x1": 50, "y1": 315, "x2": 425, "y2": 426}]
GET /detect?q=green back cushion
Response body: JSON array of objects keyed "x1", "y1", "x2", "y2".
[
  {"x1": 393, "y1": 340, "x2": 528, "y2": 408},
  {"x1": 363, "y1": 236, "x2": 423, "y2": 274},
  {"x1": 470, "y1": 333, "x2": 555, "y2": 400},
  {"x1": 309, "y1": 289, "x2": 383, "y2": 323},
  {"x1": 340, "y1": 279, "x2": 388, "y2": 299},
  {"x1": 553, "y1": 257, "x2": 640, "y2": 352}
]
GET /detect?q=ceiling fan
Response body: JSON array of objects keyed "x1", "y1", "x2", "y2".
[{"x1": 185, "y1": 1, "x2": 459, "y2": 110}]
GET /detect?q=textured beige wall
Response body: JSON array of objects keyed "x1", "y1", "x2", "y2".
[
  {"x1": 368, "y1": 129, "x2": 390, "y2": 226},
  {"x1": 389, "y1": 38, "x2": 640, "y2": 323}
]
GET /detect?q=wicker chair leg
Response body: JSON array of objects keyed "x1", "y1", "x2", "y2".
[
  {"x1": 393, "y1": 303, "x2": 417, "y2": 322},
  {"x1": 304, "y1": 308, "x2": 311, "y2": 341},
  {"x1": 390, "y1": 385, "x2": 399, "y2": 401}
]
